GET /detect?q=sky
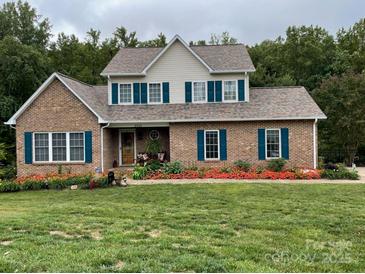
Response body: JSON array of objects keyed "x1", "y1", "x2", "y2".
[{"x1": 2, "y1": 0, "x2": 365, "y2": 45}]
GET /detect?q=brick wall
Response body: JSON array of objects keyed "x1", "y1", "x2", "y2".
[
  {"x1": 16, "y1": 79, "x2": 101, "y2": 177},
  {"x1": 169, "y1": 120, "x2": 315, "y2": 168}
]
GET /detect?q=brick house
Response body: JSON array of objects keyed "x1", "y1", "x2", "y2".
[{"x1": 6, "y1": 35, "x2": 326, "y2": 177}]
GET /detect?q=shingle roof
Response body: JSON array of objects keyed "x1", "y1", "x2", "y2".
[
  {"x1": 58, "y1": 74, "x2": 326, "y2": 123},
  {"x1": 101, "y1": 42, "x2": 255, "y2": 74}
]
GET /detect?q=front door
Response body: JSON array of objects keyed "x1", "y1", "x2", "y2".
[{"x1": 121, "y1": 131, "x2": 135, "y2": 165}]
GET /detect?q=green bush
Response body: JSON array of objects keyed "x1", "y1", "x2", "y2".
[
  {"x1": 234, "y1": 160, "x2": 252, "y2": 172},
  {"x1": 147, "y1": 159, "x2": 161, "y2": 171},
  {"x1": 321, "y1": 165, "x2": 360, "y2": 180},
  {"x1": 220, "y1": 166, "x2": 232, "y2": 173},
  {"x1": 95, "y1": 176, "x2": 110, "y2": 187},
  {"x1": 162, "y1": 161, "x2": 183, "y2": 174},
  {"x1": 132, "y1": 165, "x2": 149, "y2": 180},
  {"x1": 0, "y1": 181, "x2": 21, "y2": 192},
  {"x1": 0, "y1": 166, "x2": 16, "y2": 180},
  {"x1": 267, "y1": 158, "x2": 287, "y2": 172},
  {"x1": 48, "y1": 178, "x2": 67, "y2": 190},
  {"x1": 21, "y1": 180, "x2": 46, "y2": 191}
]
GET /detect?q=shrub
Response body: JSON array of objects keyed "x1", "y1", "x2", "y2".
[
  {"x1": 132, "y1": 165, "x2": 149, "y2": 180},
  {"x1": 95, "y1": 176, "x2": 110, "y2": 187},
  {"x1": 48, "y1": 178, "x2": 67, "y2": 190},
  {"x1": 21, "y1": 180, "x2": 46, "y2": 191},
  {"x1": 162, "y1": 161, "x2": 183, "y2": 174},
  {"x1": 234, "y1": 160, "x2": 252, "y2": 172},
  {"x1": 220, "y1": 166, "x2": 232, "y2": 173},
  {"x1": 0, "y1": 181, "x2": 21, "y2": 192},
  {"x1": 0, "y1": 166, "x2": 16, "y2": 180},
  {"x1": 320, "y1": 165, "x2": 359, "y2": 180},
  {"x1": 267, "y1": 158, "x2": 287, "y2": 172},
  {"x1": 147, "y1": 159, "x2": 161, "y2": 171},
  {"x1": 145, "y1": 139, "x2": 161, "y2": 155}
]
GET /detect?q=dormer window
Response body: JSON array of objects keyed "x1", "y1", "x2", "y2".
[
  {"x1": 193, "y1": 81, "x2": 206, "y2": 103},
  {"x1": 223, "y1": 80, "x2": 237, "y2": 102},
  {"x1": 120, "y1": 84, "x2": 132, "y2": 104},
  {"x1": 148, "y1": 83, "x2": 162, "y2": 104}
]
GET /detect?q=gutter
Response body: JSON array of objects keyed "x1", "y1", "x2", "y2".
[{"x1": 100, "y1": 122, "x2": 110, "y2": 173}]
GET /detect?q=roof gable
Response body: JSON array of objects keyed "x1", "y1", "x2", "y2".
[{"x1": 5, "y1": 73, "x2": 106, "y2": 125}]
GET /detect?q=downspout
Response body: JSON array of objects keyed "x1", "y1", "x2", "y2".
[
  {"x1": 100, "y1": 122, "x2": 110, "y2": 173},
  {"x1": 313, "y1": 119, "x2": 318, "y2": 169},
  {"x1": 10, "y1": 124, "x2": 16, "y2": 130}
]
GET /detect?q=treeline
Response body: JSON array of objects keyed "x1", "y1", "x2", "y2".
[{"x1": 0, "y1": 0, "x2": 364, "y2": 166}]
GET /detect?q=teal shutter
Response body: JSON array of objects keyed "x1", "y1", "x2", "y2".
[
  {"x1": 141, "y1": 83, "x2": 147, "y2": 104},
  {"x1": 238, "y1": 80, "x2": 245, "y2": 101},
  {"x1": 185, "y1": 82, "x2": 192, "y2": 103},
  {"x1": 85, "y1": 131, "x2": 92, "y2": 163},
  {"x1": 111, "y1": 83, "x2": 118, "y2": 104},
  {"x1": 281, "y1": 128, "x2": 289, "y2": 159},
  {"x1": 162, "y1": 82, "x2": 169, "y2": 103},
  {"x1": 258, "y1": 128, "x2": 266, "y2": 160},
  {"x1": 24, "y1": 132, "x2": 32, "y2": 164},
  {"x1": 215, "y1": 81, "x2": 222, "y2": 102},
  {"x1": 197, "y1": 130, "x2": 204, "y2": 161},
  {"x1": 219, "y1": 129, "x2": 227, "y2": 160},
  {"x1": 133, "y1": 83, "x2": 140, "y2": 104},
  {"x1": 207, "y1": 81, "x2": 215, "y2": 102}
]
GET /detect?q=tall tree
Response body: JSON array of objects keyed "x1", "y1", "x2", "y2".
[
  {"x1": 113, "y1": 26, "x2": 138, "y2": 48},
  {"x1": 138, "y1": 33, "x2": 167, "y2": 47},
  {"x1": 209, "y1": 31, "x2": 237, "y2": 45},
  {"x1": 313, "y1": 72, "x2": 365, "y2": 165},
  {"x1": 0, "y1": 0, "x2": 51, "y2": 50}
]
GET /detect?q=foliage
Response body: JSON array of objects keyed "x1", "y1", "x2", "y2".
[
  {"x1": 313, "y1": 72, "x2": 365, "y2": 165},
  {"x1": 0, "y1": 180, "x2": 21, "y2": 192},
  {"x1": 0, "y1": 165, "x2": 16, "y2": 180},
  {"x1": 146, "y1": 159, "x2": 161, "y2": 171},
  {"x1": 320, "y1": 164, "x2": 360, "y2": 180},
  {"x1": 220, "y1": 166, "x2": 232, "y2": 173},
  {"x1": 233, "y1": 160, "x2": 252, "y2": 172},
  {"x1": 161, "y1": 161, "x2": 183, "y2": 174},
  {"x1": 132, "y1": 165, "x2": 149, "y2": 180},
  {"x1": 267, "y1": 158, "x2": 287, "y2": 172},
  {"x1": 145, "y1": 139, "x2": 161, "y2": 155}
]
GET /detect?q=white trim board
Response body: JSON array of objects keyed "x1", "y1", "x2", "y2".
[{"x1": 5, "y1": 72, "x2": 106, "y2": 125}]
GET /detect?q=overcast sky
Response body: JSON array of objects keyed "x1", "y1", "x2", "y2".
[{"x1": 2, "y1": 0, "x2": 365, "y2": 45}]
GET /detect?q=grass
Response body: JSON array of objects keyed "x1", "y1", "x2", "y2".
[{"x1": 1, "y1": 183, "x2": 365, "y2": 272}]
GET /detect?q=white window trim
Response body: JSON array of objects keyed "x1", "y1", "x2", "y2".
[
  {"x1": 265, "y1": 128, "x2": 281, "y2": 160},
  {"x1": 204, "y1": 129, "x2": 220, "y2": 161},
  {"x1": 33, "y1": 132, "x2": 85, "y2": 163},
  {"x1": 147, "y1": 82, "x2": 163, "y2": 104},
  {"x1": 192, "y1": 81, "x2": 208, "y2": 103},
  {"x1": 222, "y1": 80, "x2": 238, "y2": 102},
  {"x1": 119, "y1": 83, "x2": 134, "y2": 105}
]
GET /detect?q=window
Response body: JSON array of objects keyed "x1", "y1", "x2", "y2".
[
  {"x1": 224, "y1": 80, "x2": 237, "y2": 101},
  {"x1": 266, "y1": 129, "x2": 281, "y2": 158},
  {"x1": 119, "y1": 84, "x2": 132, "y2": 104},
  {"x1": 205, "y1": 130, "x2": 219, "y2": 160},
  {"x1": 70, "y1": 133, "x2": 84, "y2": 161},
  {"x1": 33, "y1": 132, "x2": 85, "y2": 163},
  {"x1": 148, "y1": 83, "x2": 162, "y2": 103},
  {"x1": 193, "y1": 81, "x2": 206, "y2": 102},
  {"x1": 34, "y1": 133, "x2": 49, "y2": 161},
  {"x1": 52, "y1": 133, "x2": 67, "y2": 161}
]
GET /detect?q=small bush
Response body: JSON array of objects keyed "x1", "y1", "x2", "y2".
[
  {"x1": 95, "y1": 176, "x2": 110, "y2": 187},
  {"x1": 132, "y1": 165, "x2": 149, "y2": 180},
  {"x1": 162, "y1": 161, "x2": 183, "y2": 174},
  {"x1": 147, "y1": 160, "x2": 161, "y2": 171},
  {"x1": 267, "y1": 158, "x2": 287, "y2": 172},
  {"x1": 321, "y1": 165, "x2": 359, "y2": 180},
  {"x1": 48, "y1": 178, "x2": 67, "y2": 190},
  {"x1": 220, "y1": 166, "x2": 232, "y2": 173},
  {"x1": 0, "y1": 181, "x2": 21, "y2": 192},
  {"x1": 234, "y1": 160, "x2": 252, "y2": 172},
  {"x1": 21, "y1": 180, "x2": 46, "y2": 191},
  {"x1": 0, "y1": 166, "x2": 16, "y2": 180}
]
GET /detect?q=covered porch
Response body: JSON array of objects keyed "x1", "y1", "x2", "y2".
[{"x1": 103, "y1": 124, "x2": 170, "y2": 169}]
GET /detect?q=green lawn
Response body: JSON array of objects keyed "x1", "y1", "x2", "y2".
[{"x1": 1, "y1": 183, "x2": 365, "y2": 272}]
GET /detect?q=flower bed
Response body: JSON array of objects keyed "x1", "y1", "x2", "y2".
[{"x1": 145, "y1": 167, "x2": 321, "y2": 180}]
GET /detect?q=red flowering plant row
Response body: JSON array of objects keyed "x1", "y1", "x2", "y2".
[{"x1": 144, "y1": 166, "x2": 321, "y2": 180}]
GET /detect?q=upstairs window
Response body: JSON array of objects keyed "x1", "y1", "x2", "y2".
[
  {"x1": 205, "y1": 130, "x2": 219, "y2": 160},
  {"x1": 119, "y1": 84, "x2": 132, "y2": 104},
  {"x1": 148, "y1": 83, "x2": 162, "y2": 103},
  {"x1": 266, "y1": 129, "x2": 281, "y2": 159},
  {"x1": 193, "y1": 81, "x2": 206, "y2": 102},
  {"x1": 224, "y1": 80, "x2": 237, "y2": 101},
  {"x1": 34, "y1": 133, "x2": 49, "y2": 162}
]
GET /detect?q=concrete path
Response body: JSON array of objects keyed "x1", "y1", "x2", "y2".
[{"x1": 127, "y1": 167, "x2": 365, "y2": 185}]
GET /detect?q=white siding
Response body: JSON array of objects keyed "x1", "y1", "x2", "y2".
[{"x1": 109, "y1": 40, "x2": 249, "y2": 104}]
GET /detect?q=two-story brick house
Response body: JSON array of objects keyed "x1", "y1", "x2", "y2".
[{"x1": 6, "y1": 35, "x2": 326, "y2": 177}]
